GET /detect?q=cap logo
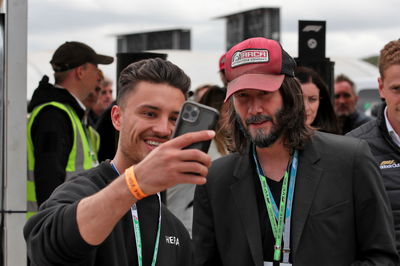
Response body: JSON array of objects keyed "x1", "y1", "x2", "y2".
[{"x1": 231, "y1": 49, "x2": 269, "y2": 68}]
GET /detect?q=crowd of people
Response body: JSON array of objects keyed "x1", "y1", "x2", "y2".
[{"x1": 24, "y1": 37, "x2": 400, "y2": 265}]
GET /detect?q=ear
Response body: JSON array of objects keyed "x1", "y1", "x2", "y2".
[
  {"x1": 75, "y1": 64, "x2": 86, "y2": 80},
  {"x1": 111, "y1": 105, "x2": 122, "y2": 131},
  {"x1": 378, "y1": 76, "x2": 385, "y2": 99}
]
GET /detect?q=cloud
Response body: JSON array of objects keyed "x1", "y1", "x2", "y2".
[{"x1": 28, "y1": 0, "x2": 400, "y2": 59}]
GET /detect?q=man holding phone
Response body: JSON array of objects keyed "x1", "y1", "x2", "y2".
[
  {"x1": 24, "y1": 58, "x2": 214, "y2": 266},
  {"x1": 193, "y1": 37, "x2": 398, "y2": 265}
]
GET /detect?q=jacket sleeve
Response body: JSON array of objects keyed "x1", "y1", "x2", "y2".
[
  {"x1": 24, "y1": 178, "x2": 98, "y2": 265},
  {"x1": 351, "y1": 140, "x2": 399, "y2": 265},
  {"x1": 31, "y1": 106, "x2": 73, "y2": 206},
  {"x1": 193, "y1": 184, "x2": 223, "y2": 266}
]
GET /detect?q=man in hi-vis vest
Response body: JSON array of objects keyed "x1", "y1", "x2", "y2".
[{"x1": 27, "y1": 41, "x2": 113, "y2": 218}]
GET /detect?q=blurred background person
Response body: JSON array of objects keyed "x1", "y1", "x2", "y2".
[
  {"x1": 334, "y1": 74, "x2": 373, "y2": 134},
  {"x1": 192, "y1": 84, "x2": 213, "y2": 102},
  {"x1": 82, "y1": 69, "x2": 105, "y2": 158},
  {"x1": 84, "y1": 69, "x2": 104, "y2": 127},
  {"x1": 90, "y1": 77, "x2": 113, "y2": 125},
  {"x1": 295, "y1": 66, "x2": 340, "y2": 134},
  {"x1": 27, "y1": 41, "x2": 113, "y2": 218}
]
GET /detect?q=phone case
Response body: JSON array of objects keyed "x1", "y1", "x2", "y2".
[{"x1": 173, "y1": 101, "x2": 220, "y2": 153}]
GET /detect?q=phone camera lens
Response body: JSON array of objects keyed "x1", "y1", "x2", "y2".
[
  {"x1": 185, "y1": 105, "x2": 192, "y2": 112},
  {"x1": 191, "y1": 111, "x2": 198, "y2": 118},
  {"x1": 183, "y1": 112, "x2": 190, "y2": 119}
]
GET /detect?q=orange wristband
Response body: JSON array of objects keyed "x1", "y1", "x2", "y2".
[{"x1": 125, "y1": 166, "x2": 148, "y2": 200}]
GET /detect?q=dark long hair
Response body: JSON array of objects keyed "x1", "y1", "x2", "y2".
[
  {"x1": 226, "y1": 76, "x2": 314, "y2": 154},
  {"x1": 295, "y1": 66, "x2": 340, "y2": 134}
]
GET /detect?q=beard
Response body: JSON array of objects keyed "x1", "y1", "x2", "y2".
[{"x1": 236, "y1": 109, "x2": 286, "y2": 148}]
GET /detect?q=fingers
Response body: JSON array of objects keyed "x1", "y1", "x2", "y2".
[
  {"x1": 167, "y1": 130, "x2": 215, "y2": 150},
  {"x1": 131, "y1": 130, "x2": 215, "y2": 196}
]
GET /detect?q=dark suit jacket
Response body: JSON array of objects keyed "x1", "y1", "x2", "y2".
[{"x1": 193, "y1": 131, "x2": 398, "y2": 266}]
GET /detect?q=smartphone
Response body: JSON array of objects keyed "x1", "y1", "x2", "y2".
[{"x1": 173, "y1": 100, "x2": 220, "y2": 153}]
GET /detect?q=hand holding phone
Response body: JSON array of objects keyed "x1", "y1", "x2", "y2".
[{"x1": 173, "y1": 101, "x2": 219, "y2": 153}]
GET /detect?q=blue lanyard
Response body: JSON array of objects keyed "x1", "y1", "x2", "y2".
[{"x1": 252, "y1": 146, "x2": 298, "y2": 262}]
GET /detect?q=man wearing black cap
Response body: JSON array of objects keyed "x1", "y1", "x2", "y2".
[
  {"x1": 193, "y1": 37, "x2": 398, "y2": 265},
  {"x1": 27, "y1": 41, "x2": 113, "y2": 217}
]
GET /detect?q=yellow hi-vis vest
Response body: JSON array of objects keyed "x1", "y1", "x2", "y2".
[{"x1": 27, "y1": 102, "x2": 99, "y2": 219}]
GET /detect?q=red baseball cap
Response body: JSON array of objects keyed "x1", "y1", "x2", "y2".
[{"x1": 224, "y1": 37, "x2": 296, "y2": 102}]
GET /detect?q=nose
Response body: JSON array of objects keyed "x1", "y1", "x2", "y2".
[
  {"x1": 304, "y1": 98, "x2": 311, "y2": 110},
  {"x1": 248, "y1": 97, "x2": 263, "y2": 115},
  {"x1": 153, "y1": 117, "x2": 173, "y2": 137}
]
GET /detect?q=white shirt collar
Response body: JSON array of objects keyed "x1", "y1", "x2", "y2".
[
  {"x1": 54, "y1": 84, "x2": 86, "y2": 111},
  {"x1": 384, "y1": 106, "x2": 400, "y2": 147}
]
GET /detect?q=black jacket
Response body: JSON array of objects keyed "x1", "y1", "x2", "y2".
[
  {"x1": 347, "y1": 103, "x2": 400, "y2": 254},
  {"x1": 28, "y1": 75, "x2": 85, "y2": 206},
  {"x1": 340, "y1": 110, "x2": 373, "y2": 134},
  {"x1": 24, "y1": 161, "x2": 193, "y2": 266},
  {"x1": 193, "y1": 131, "x2": 398, "y2": 266}
]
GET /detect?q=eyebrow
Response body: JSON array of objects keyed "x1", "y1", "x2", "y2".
[{"x1": 138, "y1": 104, "x2": 180, "y2": 115}]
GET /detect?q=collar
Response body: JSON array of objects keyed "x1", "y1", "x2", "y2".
[
  {"x1": 54, "y1": 84, "x2": 86, "y2": 112},
  {"x1": 384, "y1": 106, "x2": 400, "y2": 147}
]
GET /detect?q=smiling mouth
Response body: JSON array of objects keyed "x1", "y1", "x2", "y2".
[{"x1": 145, "y1": 140, "x2": 164, "y2": 148}]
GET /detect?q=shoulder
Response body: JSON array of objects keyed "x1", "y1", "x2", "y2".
[
  {"x1": 310, "y1": 131, "x2": 370, "y2": 155},
  {"x1": 44, "y1": 163, "x2": 116, "y2": 206},
  {"x1": 208, "y1": 153, "x2": 244, "y2": 179},
  {"x1": 210, "y1": 152, "x2": 242, "y2": 168},
  {"x1": 30, "y1": 103, "x2": 74, "y2": 129},
  {"x1": 346, "y1": 119, "x2": 380, "y2": 139}
]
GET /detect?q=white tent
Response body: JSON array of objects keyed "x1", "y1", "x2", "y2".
[{"x1": 27, "y1": 50, "x2": 379, "y2": 100}]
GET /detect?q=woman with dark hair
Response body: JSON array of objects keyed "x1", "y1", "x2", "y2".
[{"x1": 295, "y1": 66, "x2": 340, "y2": 134}]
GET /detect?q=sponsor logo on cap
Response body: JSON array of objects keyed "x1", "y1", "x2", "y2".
[
  {"x1": 380, "y1": 160, "x2": 400, "y2": 169},
  {"x1": 231, "y1": 49, "x2": 269, "y2": 68}
]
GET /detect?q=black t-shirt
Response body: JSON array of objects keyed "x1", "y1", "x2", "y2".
[{"x1": 136, "y1": 195, "x2": 160, "y2": 266}]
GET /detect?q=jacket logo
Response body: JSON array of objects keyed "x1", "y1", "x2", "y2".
[
  {"x1": 231, "y1": 49, "x2": 269, "y2": 68},
  {"x1": 380, "y1": 160, "x2": 400, "y2": 169},
  {"x1": 165, "y1": 235, "x2": 180, "y2": 246}
]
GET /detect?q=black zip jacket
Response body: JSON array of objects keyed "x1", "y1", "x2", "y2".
[
  {"x1": 28, "y1": 75, "x2": 85, "y2": 206},
  {"x1": 347, "y1": 103, "x2": 400, "y2": 254},
  {"x1": 24, "y1": 161, "x2": 193, "y2": 266}
]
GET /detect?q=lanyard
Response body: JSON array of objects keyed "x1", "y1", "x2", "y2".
[
  {"x1": 252, "y1": 146, "x2": 298, "y2": 262},
  {"x1": 111, "y1": 162, "x2": 162, "y2": 266}
]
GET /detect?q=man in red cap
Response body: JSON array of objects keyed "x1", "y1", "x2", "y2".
[
  {"x1": 193, "y1": 37, "x2": 398, "y2": 265},
  {"x1": 27, "y1": 41, "x2": 113, "y2": 217}
]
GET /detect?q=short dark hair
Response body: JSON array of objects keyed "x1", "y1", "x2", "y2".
[
  {"x1": 295, "y1": 66, "x2": 340, "y2": 134},
  {"x1": 227, "y1": 76, "x2": 314, "y2": 154},
  {"x1": 117, "y1": 58, "x2": 191, "y2": 107}
]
